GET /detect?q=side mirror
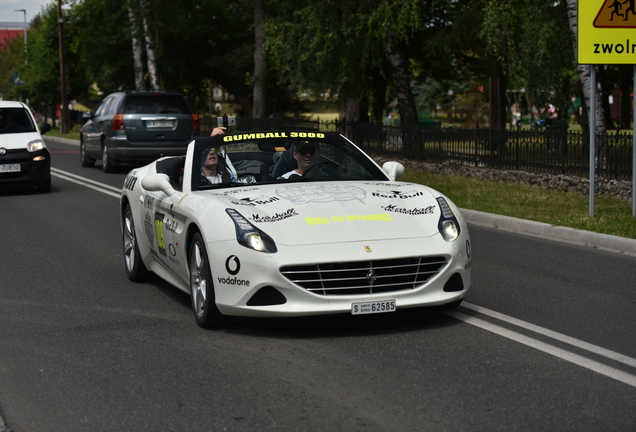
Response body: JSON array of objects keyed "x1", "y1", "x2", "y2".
[
  {"x1": 141, "y1": 173, "x2": 176, "y2": 197},
  {"x1": 382, "y1": 161, "x2": 405, "y2": 181},
  {"x1": 82, "y1": 111, "x2": 93, "y2": 119},
  {"x1": 40, "y1": 123, "x2": 51, "y2": 134}
]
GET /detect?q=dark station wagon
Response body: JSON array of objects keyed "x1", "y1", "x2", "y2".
[{"x1": 80, "y1": 90, "x2": 200, "y2": 172}]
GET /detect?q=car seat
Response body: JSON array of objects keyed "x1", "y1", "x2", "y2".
[
  {"x1": 156, "y1": 156, "x2": 185, "y2": 190},
  {"x1": 271, "y1": 147, "x2": 297, "y2": 178}
]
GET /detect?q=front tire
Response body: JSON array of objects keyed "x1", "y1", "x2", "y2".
[
  {"x1": 123, "y1": 204, "x2": 150, "y2": 282},
  {"x1": 80, "y1": 137, "x2": 95, "y2": 167},
  {"x1": 37, "y1": 176, "x2": 51, "y2": 193},
  {"x1": 189, "y1": 232, "x2": 225, "y2": 328}
]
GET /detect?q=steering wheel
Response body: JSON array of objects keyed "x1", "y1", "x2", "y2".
[{"x1": 302, "y1": 160, "x2": 341, "y2": 179}]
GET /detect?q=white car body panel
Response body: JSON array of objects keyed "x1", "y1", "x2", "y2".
[{"x1": 0, "y1": 130, "x2": 44, "y2": 150}]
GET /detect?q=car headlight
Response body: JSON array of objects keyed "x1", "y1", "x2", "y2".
[
  {"x1": 226, "y1": 209, "x2": 277, "y2": 253},
  {"x1": 28, "y1": 139, "x2": 45, "y2": 152},
  {"x1": 437, "y1": 197, "x2": 460, "y2": 242}
]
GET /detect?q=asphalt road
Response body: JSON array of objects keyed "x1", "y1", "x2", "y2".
[{"x1": 0, "y1": 137, "x2": 635, "y2": 432}]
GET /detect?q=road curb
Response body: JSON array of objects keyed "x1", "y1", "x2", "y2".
[
  {"x1": 44, "y1": 135, "x2": 79, "y2": 146},
  {"x1": 461, "y1": 208, "x2": 636, "y2": 256}
]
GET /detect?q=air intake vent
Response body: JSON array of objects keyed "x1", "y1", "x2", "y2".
[{"x1": 280, "y1": 256, "x2": 448, "y2": 296}]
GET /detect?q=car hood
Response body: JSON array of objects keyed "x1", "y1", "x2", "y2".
[
  {"x1": 209, "y1": 181, "x2": 444, "y2": 246},
  {"x1": 0, "y1": 131, "x2": 44, "y2": 150}
]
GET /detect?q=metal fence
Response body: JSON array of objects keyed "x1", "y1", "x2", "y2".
[
  {"x1": 50, "y1": 112, "x2": 627, "y2": 181},
  {"x1": 348, "y1": 124, "x2": 634, "y2": 181}
]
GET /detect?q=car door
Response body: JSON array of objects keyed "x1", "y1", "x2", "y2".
[
  {"x1": 84, "y1": 97, "x2": 113, "y2": 156},
  {"x1": 140, "y1": 188, "x2": 188, "y2": 282}
]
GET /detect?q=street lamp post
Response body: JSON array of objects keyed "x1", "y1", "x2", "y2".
[{"x1": 15, "y1": 9, "x2": 27, "y2": 64}]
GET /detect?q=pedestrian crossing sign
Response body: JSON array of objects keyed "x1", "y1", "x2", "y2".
[{"x1": 578, "y1": 0, "x2": 636, "y2": 63}]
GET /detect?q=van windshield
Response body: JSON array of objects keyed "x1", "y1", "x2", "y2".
[{"x1": 0, "y1": 108, "x2": 36, "y2": 134}]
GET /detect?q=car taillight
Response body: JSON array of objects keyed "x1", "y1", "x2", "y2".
[
  {"x1": 112, "y1": 114, "x2": 125, "y2": 130},
  {"x1": 192, "y1": 114, "x2": 200, "y2": 131}
]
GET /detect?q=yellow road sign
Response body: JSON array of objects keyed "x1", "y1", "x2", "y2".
[{"x1": 578, "y1": 0, "x2": 636, "y2": 63}]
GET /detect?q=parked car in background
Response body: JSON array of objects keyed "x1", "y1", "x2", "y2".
[
  {"x1": 80, "y1": 90, "x2": 200, "y2": 173},
  {"x1": 0, "y1": 101, "x2": 52, "y2": 193}
]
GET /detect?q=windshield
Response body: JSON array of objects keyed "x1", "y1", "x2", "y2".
[
  {"x1": 191, "y1": 131, "x2": 387, "y2": 191},
  {"x1": 0, "y1": 108, "x2": 37, "y2": 134}
]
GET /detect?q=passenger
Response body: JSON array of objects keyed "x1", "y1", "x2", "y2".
[
  {"x1": 201, "y1": 148, "x2": 237, "y2": 184},
  {"x1": 281, "y1": 143, "x2": 317, "y2": 178},
  {"x1": 210, "y1": 127, "x2": 226, "y2": 136}
]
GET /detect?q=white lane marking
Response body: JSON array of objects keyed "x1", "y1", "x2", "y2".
[
  {"x1": 462, "y1": 302, "x2": 636, "y2": 369},
  {"x1": 51, "y1": 168, "x2": 121, "y2": 198},
  {"x1": 444, "y1": 309, "x2": 636, "y2": 388}
]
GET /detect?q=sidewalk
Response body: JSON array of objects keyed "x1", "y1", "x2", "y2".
[{"x1": 44, "y1": 135, "x2": 636, "y2": 257}]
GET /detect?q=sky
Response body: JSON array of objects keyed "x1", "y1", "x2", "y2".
[{"x1": 0, "y1": 0, "x2": 56, "y2": 25}]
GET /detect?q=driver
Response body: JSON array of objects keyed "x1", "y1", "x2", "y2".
[
  {"x1": 1, "y1": 112, "x2": 16, "y2": 130},
  {"x1": 201, "y1": 147, "x2": 237, "y2": 184},
  {"x1": 281, "y1": 142, "x2": 317, "y2": 179}
]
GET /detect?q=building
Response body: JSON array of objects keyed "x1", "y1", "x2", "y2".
[{"x1": 0, "y1": 22, "x2": 25, "y2": 50}]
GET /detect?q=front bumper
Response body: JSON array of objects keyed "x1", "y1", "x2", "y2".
[
  {"x1": 208, "y1": 234, "x2": 472, "y2": 318},
  {"x1": 105, "y1": 136, "x2": 192, "y2": 162},
  {"x1": 0, "y1": 148, "x2": 51, "y2": 188}
]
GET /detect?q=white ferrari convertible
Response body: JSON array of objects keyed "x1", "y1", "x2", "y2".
[{"x1": 120, "y1": 131, "x2": 472, "y2": 328}]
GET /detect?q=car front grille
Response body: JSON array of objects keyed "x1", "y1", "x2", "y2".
[{"x1": 280, "y1": 256, "x2": 449, "y2": 296}]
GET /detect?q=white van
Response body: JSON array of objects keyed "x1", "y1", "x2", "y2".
[{"x1": 0, "y1": 101, "x2": 52, "y2": 193}]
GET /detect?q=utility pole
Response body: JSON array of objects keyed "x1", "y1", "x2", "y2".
[{"x1": 57, "y1": 0, "x2": 69, "y2": 134}]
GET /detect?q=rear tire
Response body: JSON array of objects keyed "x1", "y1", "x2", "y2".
[
  {"x1": 123, "y1": 203, "x2": 150, "y2": 282},
  {"x1": 189, "y1": 232, "x2": 225, "y2": 328},
  {"x1": 80, "y1": 137, "x2": 95, "y2": 167},
  {"x1": 102, "y1": 144, "x2": 116, "y2": 173}
]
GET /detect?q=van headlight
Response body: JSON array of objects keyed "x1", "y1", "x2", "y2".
[
  {"x1": 28, "y1": 139, "x2": 45, "y2": 152},
  {"x1": 437, "y1": 197, "x2": 460, "y2": 242},
  {"x1": 226, "y1": 209, "x2": 277, "y2": 253}
]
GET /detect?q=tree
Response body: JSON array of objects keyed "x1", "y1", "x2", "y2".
[
  {"x1": 139, "y1": 0, "x2": 159, "y2": 90},
  {"x1": 566, "y1": 0, "x2": 605, "y2": 134},
  {"x1": 0, "y1": 37, "x2": 25, "y2": 101},
  {"x1": 21, "y1": 4, "x2": 90, "y2": 109},
  {"x1": 127, "y1": 4, "x2": 145, "y2": 90},
  {"x1": 69, "y1": 0, "x2": 136, "y2": 97},
  {"x1": 408, "y1": 0, "x2": 490, "y2": 126},
  {"x1": 481, "y1": 0, "x2": 515, "y2": 130},
  {"x1": 266, "y1": 0, "x2": 422, "y2": 124},
  {"x1": 252, "y1": 0, "x2": 267, "y2": 118}
]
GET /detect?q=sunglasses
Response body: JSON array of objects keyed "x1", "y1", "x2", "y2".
[{"x1": 297, "y1": 148, "x2": 316, "y2": 156}]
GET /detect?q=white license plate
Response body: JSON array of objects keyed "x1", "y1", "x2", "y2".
[
  {"x1": 147, "y1": 120, "x2": 174, "y2": 128},
  {"x1": 0, "y1": 163, "x2": 20, "y2": 173},
  {"x1": 352, "y1": 299, "x2": 396, "y2": 315}
]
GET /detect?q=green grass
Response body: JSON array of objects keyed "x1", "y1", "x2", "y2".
[
  {"x1": 45, "y1": 127, "x2": 81, "y2": 141},
  {"x1": 402, "y1": 170, "x2": 636, "y2": 240}
]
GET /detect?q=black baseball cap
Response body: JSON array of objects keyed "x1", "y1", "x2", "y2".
[{"x1": 293, "y1": 142, "x2": 316, "y2": 153}]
